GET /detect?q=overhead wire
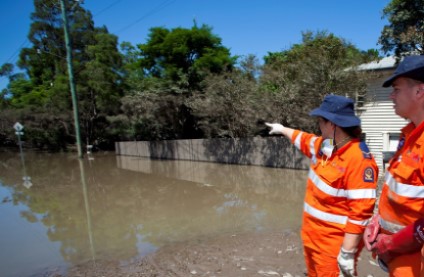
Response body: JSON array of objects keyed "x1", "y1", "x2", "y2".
[
  {"x1": 114, "y1": 0, "x2": 176, "y2": 35},
  {"x1": 3, "y1": 39, "x2": 31, "y2": 65},
  {"x1": 92, "y1": 0, "x2": 123, "y2": 17},
  {"x1": 3, "y1": 0, "x2": 177, "y2": 67},
  {"x1": 1, "y1": 0, "x2": 122, "y2": 67},
  {"x1": 2, "y1": 0, "x2": 178, "y2": 89}
]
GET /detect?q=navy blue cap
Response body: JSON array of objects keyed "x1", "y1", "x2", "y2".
[
  {"x1": 310, "y1": 95, "x2": 360, "y2": 127},
  {"x1": 383, "y1": 55, "x2": 424, "y2": 87}
]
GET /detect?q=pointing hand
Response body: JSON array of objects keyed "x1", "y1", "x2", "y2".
[{"x1": 265, "y1": 122, "x2": 285, "y2": 135}]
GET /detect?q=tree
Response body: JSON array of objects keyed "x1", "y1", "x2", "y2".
[
  {"x1": 137, "y1": 24, "x2": 236, "y2": 91},
  {"x1": 261, "y1": 31, "x2": 374, "y2": 132},
  {"x1": 78, "y1": 30, "x2": 124, "y2": 146},
  {"x1": 120, "y1": 41, "x2": 143, "y2": 90},
  {"x1": 119, "y1": 24, "x2": 237, "y2": 140},
  {"x1": 0, "y1": 63, "x2": 24, "y2": 106},
  {"x1": 187, "y1": 55, "x2": 264, "y2": 138},
  {"x1": 379, "y1": 0, "x2": 424, "y2": 57},
  {"x1": 0, "y1": 63, "x2": 14, "y2": 78},
  {"x1": 7, "y1": 0, "x2": 124, "y2": 150}
]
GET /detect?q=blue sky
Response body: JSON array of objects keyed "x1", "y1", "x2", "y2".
[{"x1": 0, "y1": 0, "x2": 390, "y2": 90}]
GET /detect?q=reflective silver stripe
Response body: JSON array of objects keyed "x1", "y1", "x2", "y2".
[
  {"x1": 304, "y1": 202, "x2": 347, "y2": 225},
  {"x1": 294, "y1": 132, "x2": 318, "y2": 157},
  {"x1": 294, "y1": 132, "x2": 302, "y2": 149},
  {"x1": 309, "y1": 169, "x2": 375, "y2": 199},
  {"x1": 386, "y1": 171, "x2": 424, "y2": 198},
  {"x1": 309, "y1": 136, "x2": 318, "y2": 156},
  {"x1": 349, "y1": 218, "x2": 369, "y2": 226},
  {"x1": 345, "y1": 188, "x2": 376, "y2": 199},
  {"x1": 309, "y1": 169, "x2": 346, "y2": 197},
  {"x1": 379, "y1": 217, "x2": 405, "y2": 233}
]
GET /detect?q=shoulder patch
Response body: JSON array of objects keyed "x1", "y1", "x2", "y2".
[
  {"x1": 363, "y1": 167, "x2": 375, "y2": 183},
  {"x1": 360, "y1": 141, "x2": 372, "y2": 159}
]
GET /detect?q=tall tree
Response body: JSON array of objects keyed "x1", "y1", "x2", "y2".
[
  {"x1": 79, "y1": 30, "x2": 124, "y2": 146},
  {"x1": 379, "y1": 0, "x2": 424, "y2": 56},
  {"x1": 186, "y1": 55, "x2": 263, "y2": 138},
  {"x1": 120, "y1": 24, "x2": 236, "y2": 140},
  {"x1": 261, "y1": 31, "x2": 375, "y2": 132},
  {"x1": 8, "y1": 0, "x2": 124, "y2": 149},
  {"x1": 137, "y1": 24, "x2": 236, "y2": 91}
]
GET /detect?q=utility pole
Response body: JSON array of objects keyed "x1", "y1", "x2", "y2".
[{"x1": 60, "y1": 0, "x2": 83, "y2": 158}]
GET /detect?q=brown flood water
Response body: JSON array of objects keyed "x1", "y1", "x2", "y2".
[{"x1": 0, "y1": 150, "x2": 308, "y2": 277}]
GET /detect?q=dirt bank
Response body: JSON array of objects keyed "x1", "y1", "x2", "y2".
[{"x1": 41, "y1": 230, "x2": 385, "y2": 277}]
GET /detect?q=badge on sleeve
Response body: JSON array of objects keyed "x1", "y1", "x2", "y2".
[{"x1": 363, "y1": 167, "x2": 375, "y2": 183}]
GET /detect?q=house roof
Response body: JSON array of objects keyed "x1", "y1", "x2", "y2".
[{"x1": 356, "y1": 56, "x2": 397, "y2": 71}]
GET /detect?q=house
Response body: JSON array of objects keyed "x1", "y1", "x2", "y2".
[{"x1": 356, "y1": 56, "x2": 408, "y2": 174}]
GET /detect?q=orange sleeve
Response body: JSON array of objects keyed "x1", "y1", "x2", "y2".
[
  {"x1": 343, "y1": 153, "x2": 378, "y2": 234},
  {"x1": 291, "y1": 130, "x2": 322, "y2": 159}
]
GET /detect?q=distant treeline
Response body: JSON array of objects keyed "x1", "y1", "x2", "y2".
[{"x1": 1, "y1": 0, "x2": 421, "y2": 151}]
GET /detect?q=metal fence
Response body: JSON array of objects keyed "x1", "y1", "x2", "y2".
[{"x1": 115, "y1": 136, "x2": 309, "y2": 170}]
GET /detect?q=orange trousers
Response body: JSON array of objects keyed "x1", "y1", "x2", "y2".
[
  {"x1": 385, "y1": 251, "x2": 421, "y2": 277},
  {"x1": 303, "y1": 246, "x2": 341, "y2": 277},
  {"x1": 376, "y1": 231, "x2": 424, "y2": 276},
  {"x1": 303, "y1": 246, "x2": 361, "y2": 277}
]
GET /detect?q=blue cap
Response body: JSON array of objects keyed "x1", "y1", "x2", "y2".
[
  {"x1": 383, "y1": 55, "x2": 424, "y2": 87},
  {"x1": 310, "y1": 95, "x2": 360, "y2": 127}
]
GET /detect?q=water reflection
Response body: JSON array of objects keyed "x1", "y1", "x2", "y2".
[
  {"x1": 16, "y1": 132, "x2": 32, "y2": 189},
  {"x1": 79, "y1": 158, "x2": 96, "y2": 268},
  {"x1": 0, "y1": 151, "x2": 307, "y2": 276}
]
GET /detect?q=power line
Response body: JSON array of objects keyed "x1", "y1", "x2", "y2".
[
  {"x1": 2, "y1": 0, "x2": 177, "y2": 71},
  {"x1": 4, "y1": 39, "x2": 30, "y2": 65},
  {"x1": 93, "y1": 0, "x2": 124, "y2": 17},
  {"x1": 115, "y1": 0, "x2": 176, "y2": 35},
  {"x1": 37, "y1": 48, "x2": 67, "y2": 60},
  {"x1": 1, "y1": 0, "x2": 127, "y2": 67}
]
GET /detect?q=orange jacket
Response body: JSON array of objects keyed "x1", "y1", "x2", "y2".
[
  {"x1": 378, "y1": 121, "x2": 424, "y2": 234},
  {"x1": 291, "y1": 130, "x2": 378, "y2": 254}
]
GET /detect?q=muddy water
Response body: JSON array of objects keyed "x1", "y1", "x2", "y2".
[{"x1": 0, "y1": 151, "x2": 307, "y2": 277}]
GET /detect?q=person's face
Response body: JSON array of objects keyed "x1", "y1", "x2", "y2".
[
  {"x1": 389, "y1": 77, "x2": 423, "y2": 119},
  {"x1": 318, "y1": 117, "x2": 334, "y2": 139}
]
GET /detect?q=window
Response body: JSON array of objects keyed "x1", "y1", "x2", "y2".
[{"x1": 389, "y1": 133, "x2": 400, "y2": 151}]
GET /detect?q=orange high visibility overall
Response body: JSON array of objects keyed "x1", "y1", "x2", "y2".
[
  {"x1": 377, "y1": 122, "x2": 424, "y2": 277},
  {"x1": 291, "y1": 130, "x2": 378, "y2": 277}
]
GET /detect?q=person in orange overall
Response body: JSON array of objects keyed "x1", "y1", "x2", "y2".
[
  {"x1": 363, "y1": 55, "x2": 424, "y2": 276},
  {"x1": 266, "y1": 94, "x2": 378, "y2": 277}
]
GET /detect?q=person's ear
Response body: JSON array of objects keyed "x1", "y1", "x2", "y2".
[{"x1": 416, "y1": 83, "x2": 424, "y2": 98}]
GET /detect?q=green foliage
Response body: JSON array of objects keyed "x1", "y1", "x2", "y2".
[
  {"x1": 1, "y1": 2, "x2": 384, "y2": 148},
  {"x1": 379, "y1": 0, "x2": 424, "y2": 56},
  {"x1": 137, "y1": 24, "x2": 235, "y2": 90},
  {"x1": 120, "y1": 78, "x2": 196, "y2": 140},
  {"x1": 187, "y1": 55, "x2": 265, "y2": 138},
  {"x1": 261, "y1": 31, "x2": 371, "y2": 132},
  {"x1": 0, "y1": 63, "x2": 14, "y2": 77},
  {"x1": 0, "y1": 109, "x2": 19, "y2": 147},
  {"x1": 19, "y1": 0, "x2": 66, "y2": 86},
  {"x1": 83, "y1": 32, "x2": 123, "y2": 114},
  {"x1": 8, "y1": 78, "x2": 35, "y2": 108},
  {"x1": 78, "y1": 31, "x2": 124, "y2": 145},
  {"x1": 1, "y1": 0, "x2": 125, "y2": 150},
  {"x1": 118, "y1": 24, "x2": 237, "y2": 140}
]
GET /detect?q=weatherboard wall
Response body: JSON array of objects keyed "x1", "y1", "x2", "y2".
[{"x1": 358, "y1": 72, "x2": 408, "y2": 174}]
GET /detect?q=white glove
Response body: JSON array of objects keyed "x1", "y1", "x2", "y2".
[
  {"x1": 337, "y1": 247, "x2": 356, "y2": 277},
  {"x1": 265, "y1": 122, "x2": 285, "y2": 135}
]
